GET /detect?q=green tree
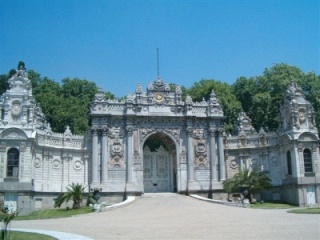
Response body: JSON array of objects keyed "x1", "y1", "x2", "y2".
[
  {"x1": 27, "y1": 69, "x2": 42, "y2": 88},
  {"x1": 54, "y1": 183, "x2": 86, "y2": 209},
  {"x1": 222, "y1": 178, "x2": 236, "y2": 201},
  {"x1": 32, "y1": 77, "x2": 98, "y2": 134},
  {"x1": 0, "y1": 75, "x2": 9, "y2": 96},
  {"x1": 233, "y1": 63, "x2": 320, "y2": 132},
  {"x1": 223, "y1": 168, "x2": 272, "y2": 203},
  {"x1": 187, "y1": 79, "x2": 242, "y2": 133}
]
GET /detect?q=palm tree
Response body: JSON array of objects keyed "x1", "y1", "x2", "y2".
[
  {"x1": 223, "y1": 168, "x2": 272, "y2": 203},
  {"x1": 54, "y1": 183, "x2": 86, "y2": 209},
  {"x1": 222, "y1": 178, "x2": 236, "y2": 201}
]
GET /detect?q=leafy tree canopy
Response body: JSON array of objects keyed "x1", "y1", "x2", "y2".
[
  {"x1": 187, "y1": 79, "x2": 242, "y2": 133},
  {"x1": 232, "y1": 63, "x2": 320, "y2": 132}
]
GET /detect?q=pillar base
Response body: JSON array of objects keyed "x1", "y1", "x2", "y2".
[{"x1": 187, "y1": 180, "x2": 200, "y2": 191}]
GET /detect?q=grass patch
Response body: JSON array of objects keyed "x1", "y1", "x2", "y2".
[
  {"x1": 3, "y1": 231, "x2": 57, "y2": 240},
  {"x1": 250, "y1": 202, "x2": 297, "y2": 209},
  {"x1": 287, "y1": 208, "x2": 320, "y2": 214},
  {"x1": 15, "y1": 206, "x2": 93, "y2": 220}
]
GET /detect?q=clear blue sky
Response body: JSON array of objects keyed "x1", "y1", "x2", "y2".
[{"x1": 1, "y1": 0, "x2": 319, "y2": 98}]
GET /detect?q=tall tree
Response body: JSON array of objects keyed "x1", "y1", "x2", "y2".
[
  {"x1": 233, "y1": 63, "x2": 320, "y2": 132},
  {"x1": 0, "y1": 75, "x2": 9, "y2": 96},
  {"x1": 187, "y1": 79, "x2": 242, "y2": 133}
]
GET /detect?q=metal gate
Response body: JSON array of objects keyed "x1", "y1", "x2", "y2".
[{"x1": 143, "y1": 146, "x2": 170, "y2": 193}]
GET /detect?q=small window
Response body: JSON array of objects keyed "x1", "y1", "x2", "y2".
[
  {"x1": 304, "y1": 149, "x2": 313, "y2": 173},
  {"x1": 7, "y1": 148, "x2": 19, "y2": 177},
  {"x1": 287, "y1": 151, "x2": 292, "y2": 175}
]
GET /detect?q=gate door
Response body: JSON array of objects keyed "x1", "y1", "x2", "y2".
[
  {"x1": 143, "y1": 146, "x2": 170, "y2": 193},
  {"x1": 307, "y1": 186, "x2": 316, "y2": 205}
]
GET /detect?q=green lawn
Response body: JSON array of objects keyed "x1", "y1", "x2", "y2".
[
  {"x1": 15, "y1": 206, "x2": 93, "y2": 220},
  {"x1": 3, "y1": 231, "x2": 57, "y2": 240},
  {"x1": 250, "y1": 202, "x2": 297, "y2": 209},
  {"x1": 287, "y1": 208, "x2": 320, "y2": 214}
]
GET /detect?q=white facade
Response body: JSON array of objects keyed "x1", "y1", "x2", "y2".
[{"x1": 0, "y1": 64, "x2": 319, "y2": 215}]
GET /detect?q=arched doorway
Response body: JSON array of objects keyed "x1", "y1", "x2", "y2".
[{"x1": 143, "y1": 133, "x2": 177, "y2": 193}]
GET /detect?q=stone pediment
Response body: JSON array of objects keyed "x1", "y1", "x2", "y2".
[
  {"x1": 0, "y1": 128, "x2": 28, "y2": 140},
  {"x1": 298, "y1": 132, "x2": 318, "y2": 142},
  {"x1": 280, "y1": 134, "x2": 292, "y2": 144}
]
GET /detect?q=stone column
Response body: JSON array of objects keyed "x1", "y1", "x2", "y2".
[
  {"x1": 61, "y1": 153, "x2": 68, "y2": 191},
  {"x1": 0, "y1": 144, "x2": 6, "y2": 179},
  {"x1": 126, "y1": 126, "x2": 133, "y2": 183},
  {"x1": 101, "y1": 129, "x2": 108, "y2": 183},
  {"x1": 92, "y1": 129, "x2": 99, "y2": 184},
  {"x1": 218, "y1": 129, "x2": 226, "y2": 181},
  {"x1": 187, "y1": 127, "x2": 194, "y2": 181},
  {"x1": 209, "y1": 128, "x2": 217, "y2": 181},
  {"x1": 83, "y1": 154, "x2": 89, "y2": 186}
]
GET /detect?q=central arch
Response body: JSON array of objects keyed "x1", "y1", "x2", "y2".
[{"x1": 142, "y1": 132, "x2": 177, "y2": 193}]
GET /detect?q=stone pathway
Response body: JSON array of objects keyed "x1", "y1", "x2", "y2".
[{"x1": 12, "y1": 193, "x2": 320, "y2": 239}]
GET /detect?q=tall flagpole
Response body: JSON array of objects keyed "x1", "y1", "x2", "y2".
[{"x1": 157, "y1": 48, "x2": 160, "y2": 78}]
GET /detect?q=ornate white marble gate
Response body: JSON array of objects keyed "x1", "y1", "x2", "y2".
[{"x1": 143, "y1": 146, "x2": 171, "y2": 193}]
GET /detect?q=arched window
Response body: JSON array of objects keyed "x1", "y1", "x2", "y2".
[
  {"x1": 287, "y1": 151, "x2": 292, "y2": 175},
  {"x1": 7, "y1": 148, "x2": 19, "y2": 177},
  {"x1": 303, "y1": 149, "x2": 313, "y2": 173}
]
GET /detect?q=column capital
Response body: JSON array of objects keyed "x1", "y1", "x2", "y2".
[
  {"x1": 209, "y1": 128, "x2": 217, "y2": 136},
  {"x1": 187, "y1": 127, "x2": 194, "y2": 136},
  {"x1": 218, "y1": 128, "x2": 224, "y2": 135},
  {"x1": 126, "y1": 126, "x2": 133, "y2": 135},
  {"x1": 102, "y1": 127, "x2": 109, "y2": 136},
  {"x1": 92, "y1": 128, "x2": 99, "y2": 135}
]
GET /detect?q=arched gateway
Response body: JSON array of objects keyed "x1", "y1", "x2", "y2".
[
  {"x1": 90, "y1": 77, "x2": 226, "y2": 196},
  {"x1": 143, "y1": 132, "x2": 177, "y2": 193}
]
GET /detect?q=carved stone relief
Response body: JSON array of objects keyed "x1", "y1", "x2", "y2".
[
  {"x1": 229, "y1": 157, "x2": 238, "y2": 169},
  {"x1": 73, "y1": 160, "x2": 83, "y2": 171},
  {"x1": 110, "y1": 138, "x2": 124, "y2": 168},
  {"x1": 140, "y1": 127, "x2": 180, "y2": 144},
  {"x1": 34, "y1": 158, "x2": 41, "y2": 168},
  {"x1": 52, "y1": 159, "x2": 61, "y2": 169},
  {"x1": 133, "y1": 151, "x2": 141, "y2": 170},
  {"x1": 270, "y1": 156, "x2": 278, "y2": 166},
  {"x1": 1, "y1": 130, "x2": 27, "y2": 139},
  {"x1": 194, "y1": 139, "x2": 208, "y2": 167}
]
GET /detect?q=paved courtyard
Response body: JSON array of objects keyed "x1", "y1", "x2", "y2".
[{"x1": 12, "y1": 193, "x2": 320, "y2": 240}]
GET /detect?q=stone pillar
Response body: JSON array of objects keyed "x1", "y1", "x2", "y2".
[
  {"x1": 187, "y1": 127, "x2": 194, "y2": 181},
  {"x1": 83, "y1": 154, "x2": 89, "y2": 186},
  {"x1": 209, "y1": 128, "x2": 217, "y2": 181},
  {"x1": 0, "y1": 143, "x2": 6, "y2": 179},
  {"x1": 126, "y1": 126, "x2": 133, "y2": 183},
  {"x1": 92, "y1": 129, "x2": 99, "y2": 184},
  {"x1": 101, "y1": 129, "x2": 108, "y2": 183},
  {"x1": 218, "y1": 129, "x2": 226, "y2": 181},
  {"x1": 61, "y1": 153, "x2": 68, "y2": 191}
]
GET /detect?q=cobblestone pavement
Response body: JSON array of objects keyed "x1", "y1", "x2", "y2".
[{"x1": 12, "y1": 193, "x2": 320, "y2": 240}]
